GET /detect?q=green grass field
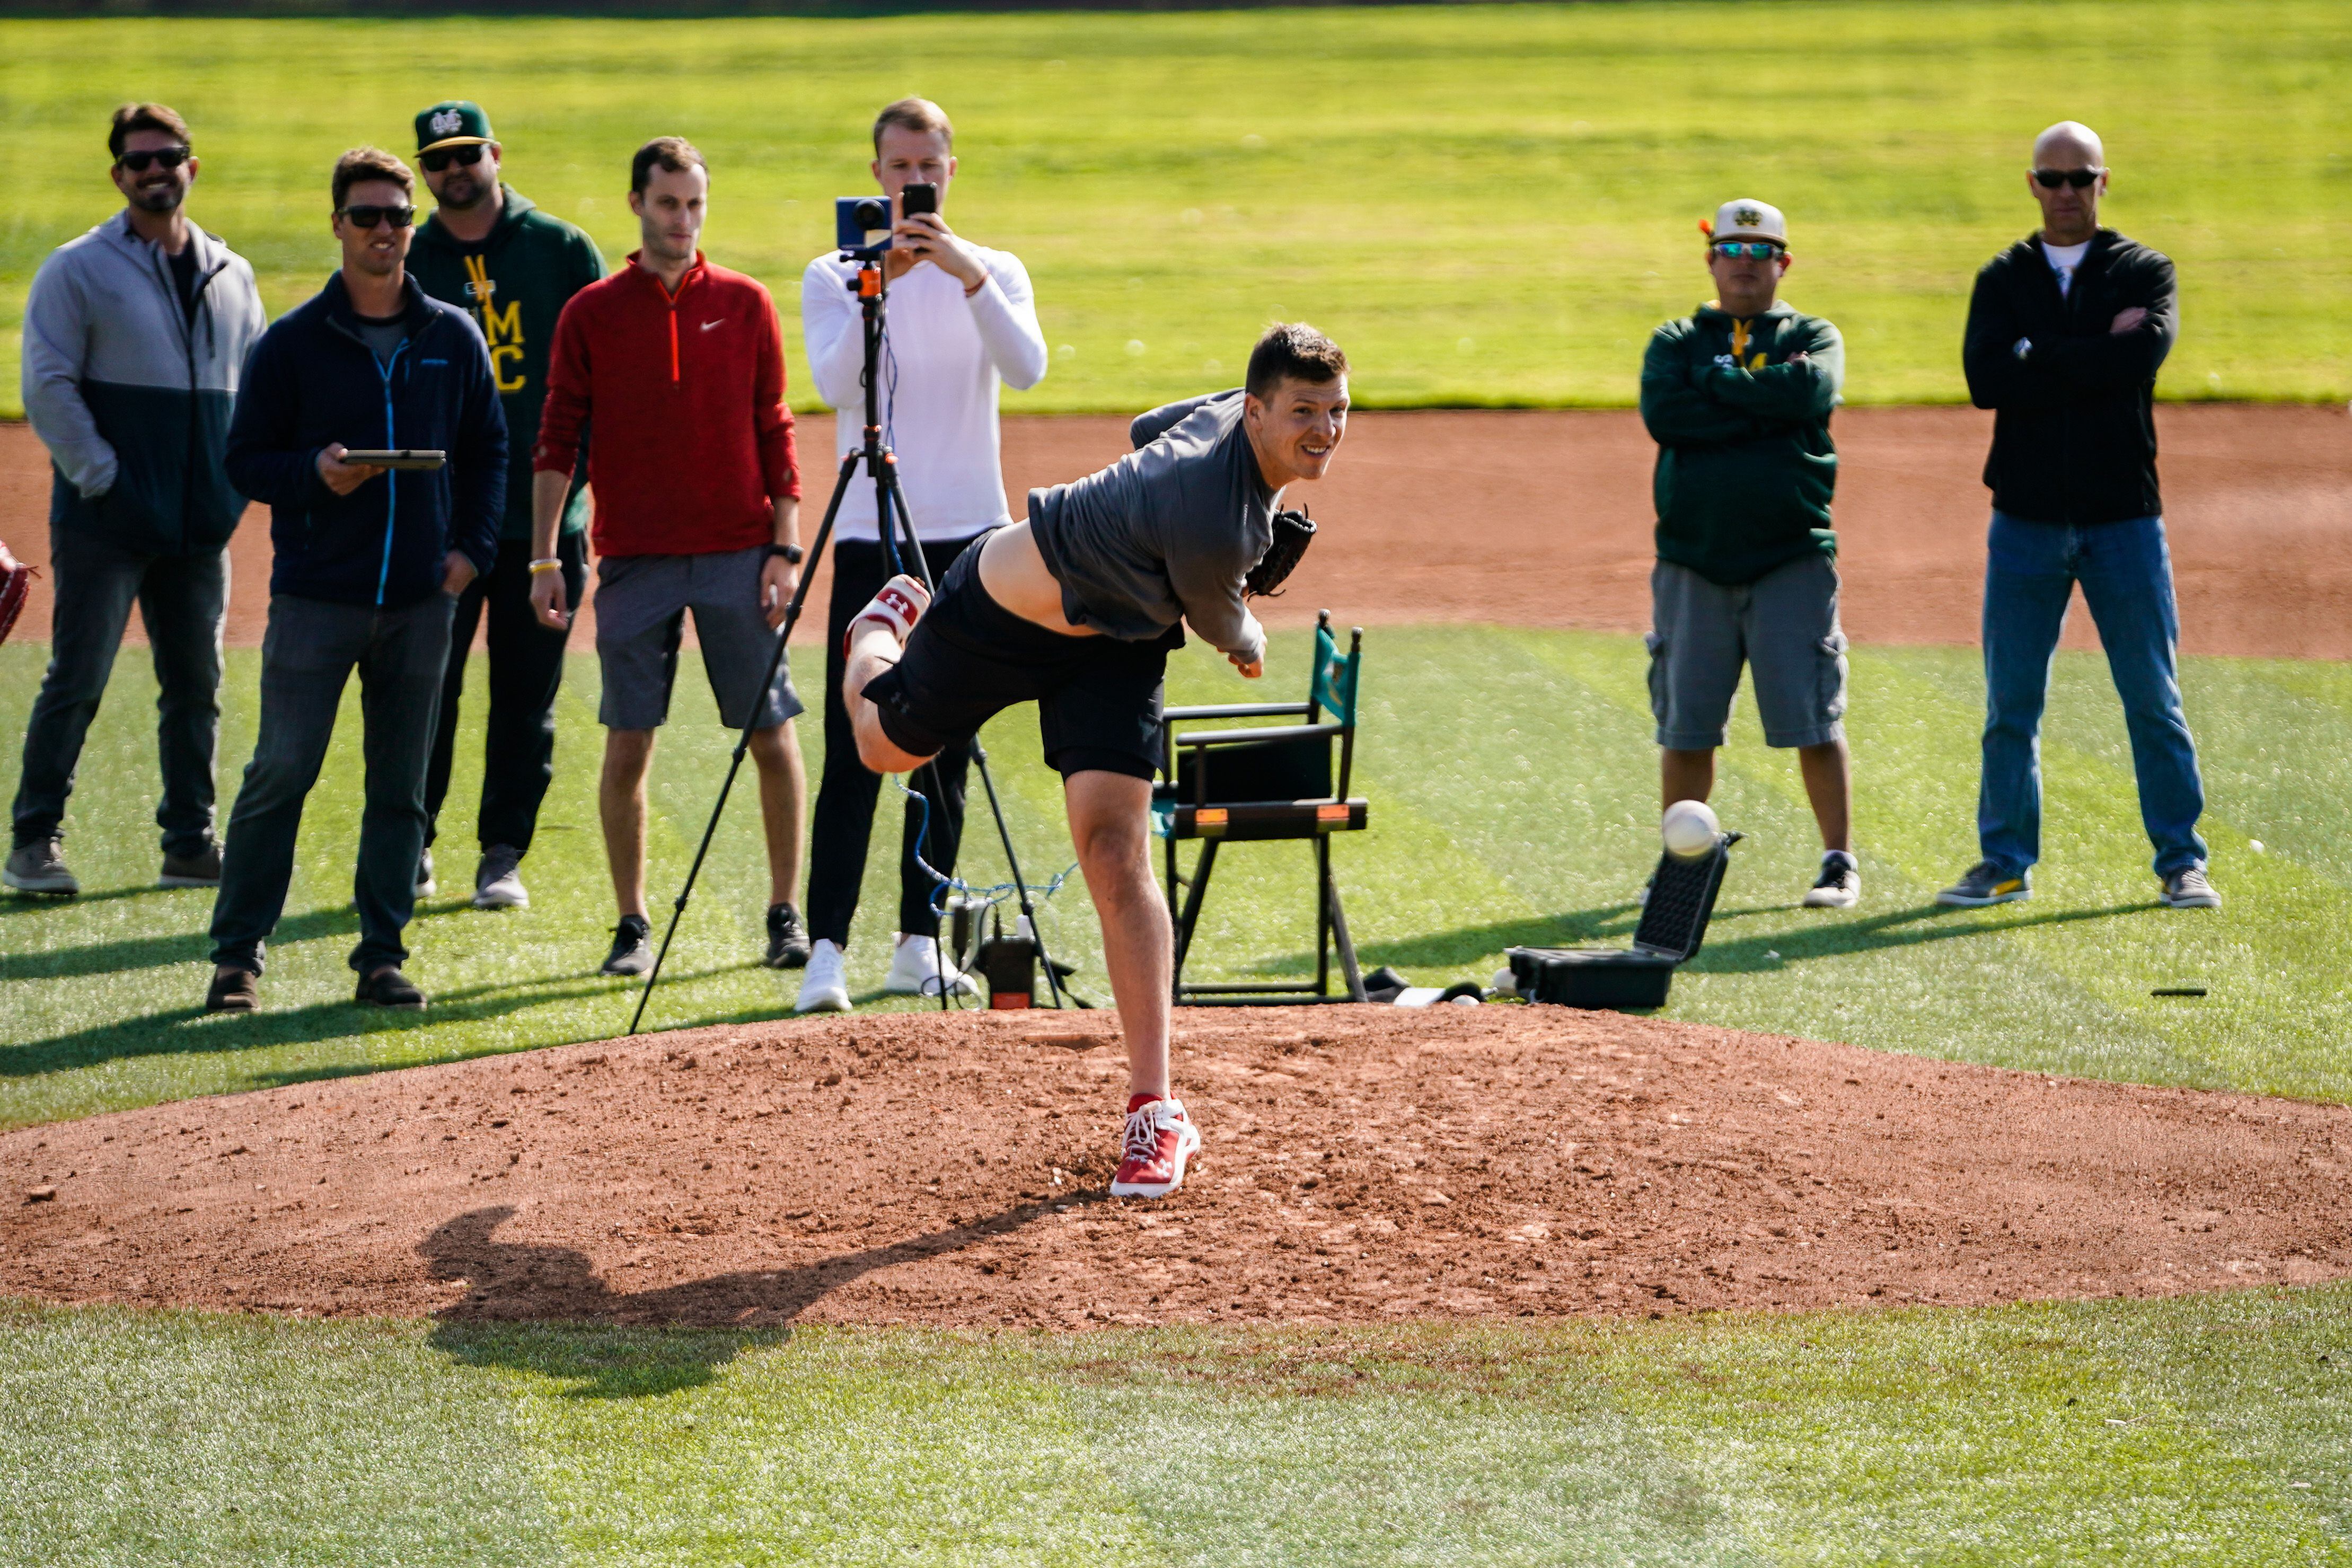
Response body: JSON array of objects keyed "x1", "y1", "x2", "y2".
[
  {"x1": 8, "y1": 622, "x2": 2352, "y2": 1560},
  {"x1": 7, "y1": 1289, "x2": 2351, "y2": 1565},
  {"x1": 10, "y1": 3, "x2": 2352, "y2": 1551},
  {"x1": 3, "y1": 1, "x2": 2349, "y2": 416},
  {"x1": 14, "y1": 628, "x2": 2352, "y2": 1127}
]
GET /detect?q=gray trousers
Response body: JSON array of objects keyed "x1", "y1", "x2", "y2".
[
  {"x1": 209, "y1": 592, "x2": 454, "y2": 977},
  {"x1": 11, "y1": 523, "x2": 228, "y2": 856}
]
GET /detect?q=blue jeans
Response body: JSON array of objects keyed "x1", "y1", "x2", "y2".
[
  {"x1": 209, "y1": 593, "x2": 454, "y2": 977},
  {"x1": 11, "y1": 523, "x2": 228, "y2": 857},
  {"x1": 1977, "y1": 512, "x2": 2207, "y2": 879}
]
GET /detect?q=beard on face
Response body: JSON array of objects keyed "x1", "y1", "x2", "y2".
[
  {"x1": 129, "y1": 177, "x2": 187, "y2": 214},
  {"x1": 437, "y1": 171, "x2": 489, "y2": 210}
]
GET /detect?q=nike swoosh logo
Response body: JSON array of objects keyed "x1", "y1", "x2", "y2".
[{"x1": 700, "y1": 319, "x2": 723, "y2": 331}]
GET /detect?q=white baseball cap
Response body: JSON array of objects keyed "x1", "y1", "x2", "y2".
[{"x1": 1707, "y1": 199, "x2": 1787, "y2": 246}]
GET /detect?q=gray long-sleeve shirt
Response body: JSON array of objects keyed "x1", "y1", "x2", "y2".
[{"x1": 1026, "y1": 390, "x2": 1273, "y2": 664}]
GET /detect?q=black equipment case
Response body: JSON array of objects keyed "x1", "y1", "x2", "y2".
[{"x1": 1507, "y1": 833, "x2": 1740, "y2": 1009}]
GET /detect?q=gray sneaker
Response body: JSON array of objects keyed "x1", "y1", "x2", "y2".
[
  {"x1": 1935, "y1": 860, "x2": 2030, "y2": 906},
  {"x1": 416, "y1": 847, "x2": 437, "y2": 897},
  {"x1": 4, "y1": 840, "x2": 78, "y2": 896},
  {"x1": 2160, "y1": 866, "x2": 2222, "y2": 909},
  {"x1": 473, "y1": 844, "x2": 528, "y2": 910},
  {"x1": 159, "y1": 841, "x2": 222, "y2": 888}
]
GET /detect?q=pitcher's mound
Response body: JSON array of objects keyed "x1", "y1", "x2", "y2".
[{"x1": 5, "y1": 1007, "x2": 2348, "y2": 1327}]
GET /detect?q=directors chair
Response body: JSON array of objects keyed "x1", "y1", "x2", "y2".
[{"x1": 1155, "y1": 611, "x2": 1369, "y2": 1005}]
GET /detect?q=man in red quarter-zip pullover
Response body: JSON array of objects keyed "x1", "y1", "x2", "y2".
[{"x1": 531, "y1": 136, "x2": 811, "y2": 980}]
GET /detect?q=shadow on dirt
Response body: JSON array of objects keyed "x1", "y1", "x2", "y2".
[{"x1": 421, "y1": 1195, "x2": 1105, "y2": 1398}]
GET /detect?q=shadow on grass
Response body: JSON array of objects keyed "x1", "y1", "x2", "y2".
[
  {"x1": 422, "y1": 1194, "x2": 1103, "y2": 1397},
  {"x1": 1228, "y1": 899, "x2": 2160, "y2": 984},
  {"x1": 0, "y1": 883, "x2": 176, "y2": 918},
  {"x1": 0, "y1": 962, "x2": 787, "y2": 1084},
  {"x1": 1684, "y1": 900, "x2": 2163, "y2": 974},
  {"x1": 1, "y1": 905, "x2": 362, "y2": 981},
  {"x1": 1222, "y1": 908, "x2": 1643, "y2": 982}
]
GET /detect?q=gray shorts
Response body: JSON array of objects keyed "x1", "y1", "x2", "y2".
[
  {"x1": 593, "y1": 547, "x2": 804, "y2": 732},
  {"x1": 1648, "y1": 553, "x2": 1846, "y2": 750}
]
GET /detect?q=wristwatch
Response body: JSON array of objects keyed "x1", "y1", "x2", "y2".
[{"x1": 766, "y1": 543, "x2": 805, "y2": 566}]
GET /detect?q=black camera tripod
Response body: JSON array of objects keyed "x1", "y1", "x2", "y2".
[{"x1": 629, "y1": 243, "x2": 1067, "y2": 1034}]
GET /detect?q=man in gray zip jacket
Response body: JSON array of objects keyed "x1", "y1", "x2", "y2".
[{"x1": 8, "y1": 104, "x2": 266, "y2": 897}]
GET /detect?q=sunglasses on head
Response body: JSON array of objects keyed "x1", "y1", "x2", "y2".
[
  {"x1": 419, "y1": 144, "x2": 487, "y2": 174},
  {"x1": 2033, "y1": 168, "x2": 2103, "y2": 190},
  {"x1": 1712, "y1": 240, "x2": 1784, "y2": 260},
  {"x1": 338, "y1": 203, "x2": 416, "y2": 231},
  {"x1": 116, "y1": 146, "x2": 191, "y2": 173}
]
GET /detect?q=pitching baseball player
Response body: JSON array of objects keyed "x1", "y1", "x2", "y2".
[{"x1": 841, "y1": 322, "x2": 1347, "y2": 1199}]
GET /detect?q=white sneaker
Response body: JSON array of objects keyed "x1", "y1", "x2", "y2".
[
  {"x1": 1803, "y1": 853, "x2": 1861, "y2": 909},
  {"x1": 883, "y1": 933, "x2": 977, "y2": 997},
  {"x1": 795, "y1": 938, "x2": 852, "y2": 1014}
]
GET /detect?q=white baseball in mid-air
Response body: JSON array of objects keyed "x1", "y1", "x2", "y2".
[{"x1": 1661, "y1": 798, "x2": 1720, "y2": 858}]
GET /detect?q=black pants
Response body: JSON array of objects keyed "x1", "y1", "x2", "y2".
[
  {"x1": 423, "y1": 532, "x2": 585, "y2": 860},
  {"x1": 211, "y1": 593, "x2": 453, "y2": 976},
  {"x1": 13, "y1": 524, "x2": 227, "y2": 857},
  {"x1": 806, "y1": 533, "x2": 982, "y2": 947}
]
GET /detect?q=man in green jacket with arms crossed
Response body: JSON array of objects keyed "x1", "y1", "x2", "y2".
[
  {"x1": 1639, "y1": 199, "x2": 1855, "y2": 908},
  {"x1": 408, "y1": 100, "x2": 606, "y2": 910}
]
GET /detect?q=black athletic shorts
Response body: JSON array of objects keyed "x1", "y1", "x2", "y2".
[{"x1": 861, "y1": 545, "x2": 1182, "y2": 782}]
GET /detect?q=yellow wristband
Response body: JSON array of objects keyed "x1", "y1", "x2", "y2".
[{"x1": 528, "y1": 558, "x2": 562, "y2": 575}]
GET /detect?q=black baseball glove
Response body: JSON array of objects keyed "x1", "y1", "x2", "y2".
[{"x1": 1245, "y1": 508, "x2": 1316, "y2": 598}]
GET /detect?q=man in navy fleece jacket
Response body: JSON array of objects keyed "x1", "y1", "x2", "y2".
[{"x1": 206, "y1": 146, "x2": 505, "y2": 1014}]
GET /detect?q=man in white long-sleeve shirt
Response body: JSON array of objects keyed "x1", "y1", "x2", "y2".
[{"x1": 796, "y1": 97, "x2": 1047, "y2": 1014}]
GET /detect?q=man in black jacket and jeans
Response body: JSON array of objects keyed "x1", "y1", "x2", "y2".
[
  {"x1": 1939, "y1": 120, "x2": 2217, "y2": 912},
  {"x1": 206, "y1": 147, "x2": 505, "y2": 1012}
]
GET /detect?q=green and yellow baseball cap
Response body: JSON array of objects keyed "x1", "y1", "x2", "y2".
[{"x1": 416, "y1": 101, "x2": 494, "y2": 154}]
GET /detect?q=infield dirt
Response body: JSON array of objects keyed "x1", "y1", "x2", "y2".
[
  {"x1": 7, "y1": 402, "x2": 2350, "y2": 658},
  {"x1": 6, "y1": 1007, "x2": 2347, "y2": 1328}
]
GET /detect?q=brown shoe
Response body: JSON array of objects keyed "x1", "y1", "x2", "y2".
[
  {"x1": 205, "y1": 965, "x2": 258, "y2": 1013},
  {"x1": 160, "y1": 841, "x2": 222, "y2": 889},
  {"x1": 354, "y1": 966, "x2": 426, "y2": 1009}
]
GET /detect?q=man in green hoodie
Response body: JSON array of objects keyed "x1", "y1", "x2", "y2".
[
  {"x1": 1639, "y1": 199, "x2": 1856, "y2": 909},
  {"x1": 407, "y1": 101, "x2": 606, "y2": 912}
]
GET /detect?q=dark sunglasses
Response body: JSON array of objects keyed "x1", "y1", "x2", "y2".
[
  {"x1": 338, "y1": 203, "x2": 416, "y2": 231},
  {"x1": 419, "y1": 144, "x2": 487, "y2": 174},
  {"x1": 1712, "y1": 241, "x2": 1784, "y2": 260},
  {"x1": 2032, "y1": 168, "x2": 2103, "y2": 190},
  {"x1": 116, "y1": 146, "x2": 191, "y2": 173}
]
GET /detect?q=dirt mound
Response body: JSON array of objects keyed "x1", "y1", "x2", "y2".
[
  {"x1": 5, "y1": 1007, "x2": 2347, "y2": 1328},
  {"x1": 8, "y1": 402, "x2": 2351, "y2": 658}
]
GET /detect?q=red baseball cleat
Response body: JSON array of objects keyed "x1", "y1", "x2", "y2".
[{"x1": 1111, "y1": 1097, "x2": 1201, "y2": 1199}]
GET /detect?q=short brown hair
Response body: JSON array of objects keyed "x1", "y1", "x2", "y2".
[
  {"x1": 872, "y1": 98, "x2": 953, "y2": 154},
  {"x1": 631, "y1": 136, "x2": 707, "y2": 196},
  {"x1": 1246, "y1": 322, "x2": 1349, "y2": 399},
  {"x1": 109, "y1": 103, "x2": 190, "y2": 160},
  {"x1": 332, "y1": 146, "x2": 413, "y2": 211}
]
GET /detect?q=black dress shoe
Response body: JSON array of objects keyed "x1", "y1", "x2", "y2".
[
  {"x1": 355, "y1": 967, "x2": 426, "y2": 1009},
  {"x1": 206, "y1": 965, "x2": 258, "y2": 1012},
  {"x1": 765, "y1": 902, "x2": 812, "y2": 970},
  {"x1": 603, "y1": 914, "x2": 653, "y2": 976}
]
